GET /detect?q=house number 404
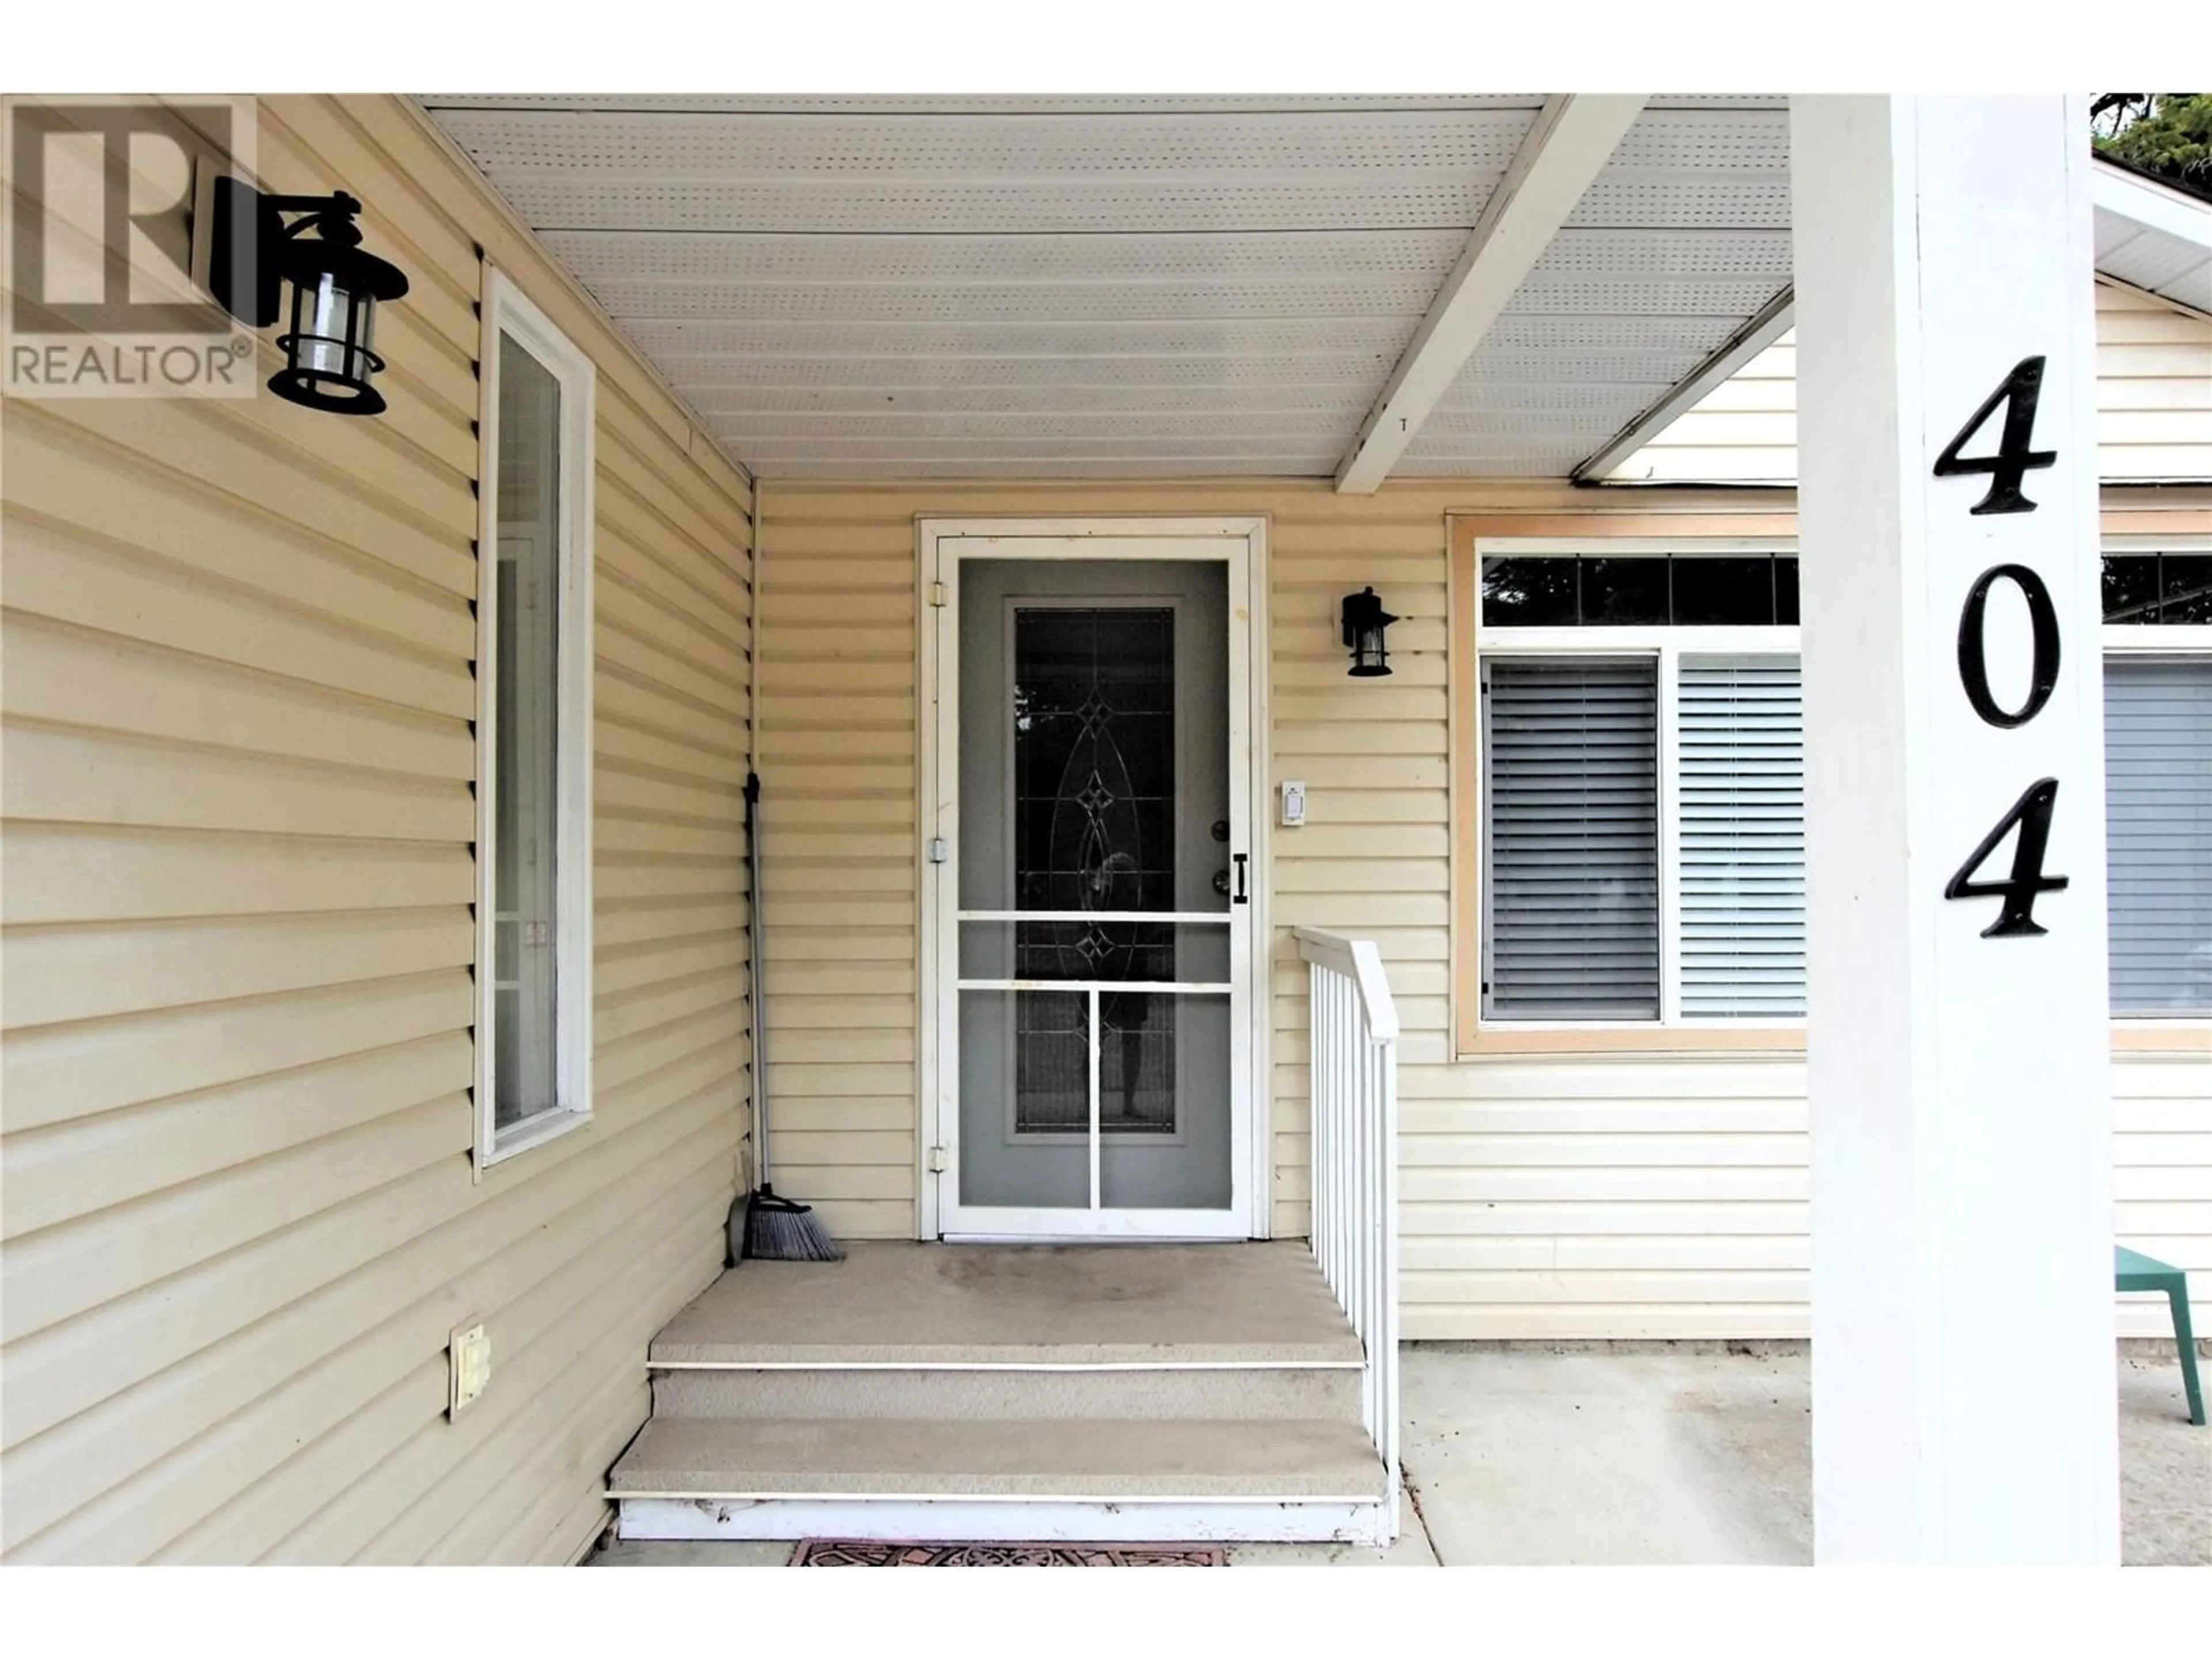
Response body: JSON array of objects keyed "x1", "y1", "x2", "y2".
[{"x1": 1936, "y1": 356, "x2": 2070, "y2": 938}]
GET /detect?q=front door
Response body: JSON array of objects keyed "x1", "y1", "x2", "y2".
[{"x1": 927, "y1": 529, "x2": 1257, "y2": 1239}]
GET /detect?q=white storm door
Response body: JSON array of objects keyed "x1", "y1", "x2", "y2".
[{"x1": 930, "y1": 536, "x2": 1256, "y2": 1241}]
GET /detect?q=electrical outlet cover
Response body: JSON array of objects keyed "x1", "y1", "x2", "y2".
[{"x1": 449, "y1": 1321, "x2": 490, "y2": 1418}]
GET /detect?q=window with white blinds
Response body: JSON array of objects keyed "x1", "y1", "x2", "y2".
[
  {"x1": 2104, "y1": 657, "x2": 2212, "y2": 1017},
  {"x1": 1478, "y1": 650, "x2": 1804, "y2": 1025},
  {"x1": 1677, "y1": 656, "x2": 1806, "y2": 1018},
  {"x1": 1469, "y1": 546, "x2": 2209, "y2": 1033},
  {"x1": 1480, "y1": 658, "x2": 1661, "y2": 1020}
]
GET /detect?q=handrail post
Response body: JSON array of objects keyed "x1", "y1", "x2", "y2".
[{"x1": 1294, "y1": 926, "x2": 1401, "y2": 1546}]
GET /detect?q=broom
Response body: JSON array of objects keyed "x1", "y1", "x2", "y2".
[{"x1": 731, "y1": 770, "x2": 842, "y2": 1264}]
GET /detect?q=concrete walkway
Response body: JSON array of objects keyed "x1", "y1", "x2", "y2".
[{"x1": 588, "y1": 1346, "x2": 2209, "y2": 1567}]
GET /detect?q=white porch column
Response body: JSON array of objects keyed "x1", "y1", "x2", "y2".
[{"x1": 1791, "y1": 96, "x2": 2120, "y2": 1563}]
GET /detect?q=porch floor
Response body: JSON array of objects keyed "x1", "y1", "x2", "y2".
[{"x1": 649, "y1": 1240, "x2": 1363, "y2": 1366}]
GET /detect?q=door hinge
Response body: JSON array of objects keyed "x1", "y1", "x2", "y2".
[
  {"x1": 927, "y1": 1146, "x2": 949, "y2": 1173},
  {"x1": 927, "y1": 837, "x2": 949, "y2": 864},
  {"x1": 929, "y1": 580, "x2": 948, "y2": 607}
]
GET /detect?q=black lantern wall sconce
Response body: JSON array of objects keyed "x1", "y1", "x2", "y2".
[
  {"x1": 204, "y1": 179, "x2": 410, "y2": 416},
  {"x1": 1340, "y1": 586, "x2": 1398, "y2": 677}
]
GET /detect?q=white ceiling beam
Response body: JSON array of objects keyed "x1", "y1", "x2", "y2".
[
  {"x1": 1569, "y1": 285, "x2": 1796, "y2": 483},
  {"x1": 1333, "y1": 93, "x2": 1646, "y2": 494}
]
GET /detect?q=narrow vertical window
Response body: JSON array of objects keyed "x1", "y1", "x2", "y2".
[
  {"x1": 494, "y1": 338, "x2": 562, "y2": 1130},
  {"x1": 478, "y1": 275, "x2": 594, "y2": 1163}
]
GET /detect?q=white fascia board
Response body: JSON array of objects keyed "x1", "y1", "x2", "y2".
[
  {"x1": 1334, "y1": 94, "x2": 1647, "y2": 495},
  {"x1": 2093, "y1": 156, "x2": 2212, "y2": 251},
  {"x1": 1573, "y1": 285, "x2": 1797, "y2": 483}
]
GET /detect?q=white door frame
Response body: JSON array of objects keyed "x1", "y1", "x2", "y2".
[{"x1": 917, "y1": 517, "x2": 1272, "y2": 1241}]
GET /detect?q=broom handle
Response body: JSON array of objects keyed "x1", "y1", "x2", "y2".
[{"x1": 745, "y1": 770, "x2": 770, "y2": 1190}]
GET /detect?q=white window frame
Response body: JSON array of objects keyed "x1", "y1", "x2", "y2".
[
  {"x1": 2100, "y1": 532, "x2": 2212, "y2": 1031},
  {"x1": 475, "y1": 268, "x2": 596, "y2": 1170},
  {"x1": 1472, "y1": 537, "x2": 1803, "y2": 1035}
]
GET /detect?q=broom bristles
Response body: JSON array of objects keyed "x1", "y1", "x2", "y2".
[{"x1": 744, "y1": 1187, "x2": 843, "y2": 1263}]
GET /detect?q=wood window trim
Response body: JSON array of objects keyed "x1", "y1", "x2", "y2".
[
  {"x1": 2113, "y1": 1026, "x2": 2212, "y2": 1054},
  {"x1": 1445, "y1": 505, "x2": 2212, "y2": 1062}
]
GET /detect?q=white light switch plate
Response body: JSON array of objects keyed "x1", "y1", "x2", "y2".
[
  {"x1": 450, "y1": 1321, "x2": 490, "y2": 1418},
  {"x1": 1280, "y1": 781, "x2": 1306, "y2": 827}
]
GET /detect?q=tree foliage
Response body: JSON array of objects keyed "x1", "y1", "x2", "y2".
[{"x1": 2093, "y1": 94, "x2": 2212, "y2": 195}]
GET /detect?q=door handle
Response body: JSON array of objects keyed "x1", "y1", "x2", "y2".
[{"x1": 1232, "y1": 853, "x2": 1248, "y2": 905}]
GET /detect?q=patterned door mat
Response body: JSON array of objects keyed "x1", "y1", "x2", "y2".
[{"x1": 790, "y1": 1540, "x2": 1226, "y2": 1567}]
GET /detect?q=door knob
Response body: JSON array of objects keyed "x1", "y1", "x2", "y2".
[{"x1": 1212, "y1": 868, "x2": 1232, "y2": 897}]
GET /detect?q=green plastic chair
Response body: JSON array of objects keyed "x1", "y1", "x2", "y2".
[{"x1": 2116, "y1": 1245, "x2": 2205, "y2": 1426}]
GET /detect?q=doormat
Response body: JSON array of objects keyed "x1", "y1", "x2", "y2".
[{"x1": 790, "y1": 1540, "x2": 1227, "y2": 1567}]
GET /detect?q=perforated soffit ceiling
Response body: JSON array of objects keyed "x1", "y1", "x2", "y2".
[{"x1": 420, "y1": 94, "x2": 1797, "y2": 480}]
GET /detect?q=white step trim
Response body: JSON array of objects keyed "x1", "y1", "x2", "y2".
[
  {"x1": 648, "y1": 1358, "x2": 1365, "y2": 1372},
  {"x1": 617, "y1": 1495, "x2": 1397, "y2": 1546}
]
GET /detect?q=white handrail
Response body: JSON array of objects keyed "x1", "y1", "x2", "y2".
[{"x1": 1293, "y1": 926, "x2": 1401, "y2": 1542}]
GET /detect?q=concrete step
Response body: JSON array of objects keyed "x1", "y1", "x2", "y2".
[
  {"x1": 651, "y1": 1240, "x2": 1362, "y2": 1368},
  {"x1": 608, "y1": 1415, "x2": 1389, "y2": 1501},
  {"x1": 615, "y1": 1245, "x2": 1392, "y2": 1541},
  {"x1": 650, "y1": 1362, "x2": 1365, "y2": 1422}
]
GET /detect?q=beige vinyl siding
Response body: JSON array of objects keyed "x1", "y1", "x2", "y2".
[
  {"x1": 1396, "y1": 1056, "x2": 1810, "y2": 1339},
  {"x1": 755, "y1": 479, "x2": 1736, "y2": 1252},
  {"x1": 1608, "y1": 280, "x2": 2212, "y2": 484},
  {"x1": 2116, "y1": 1052, "x2": 2212, "y2": 1341},
  {"x1": 756, "y1": 476, "x2": 1485, "y2": 1241},
  {"x1": 757, "y1": 478, "x2": 2209, "y2": 1338},
  {"x1": 0, "y1": 95, "x2": 756, "y2": 1563},
  {"x1": 1394, "y1": 1052, "x2": 2205, "y2": 1340},
  {"x1": 751, "y1": 486, "x2": 922, "y2": 1242}
]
